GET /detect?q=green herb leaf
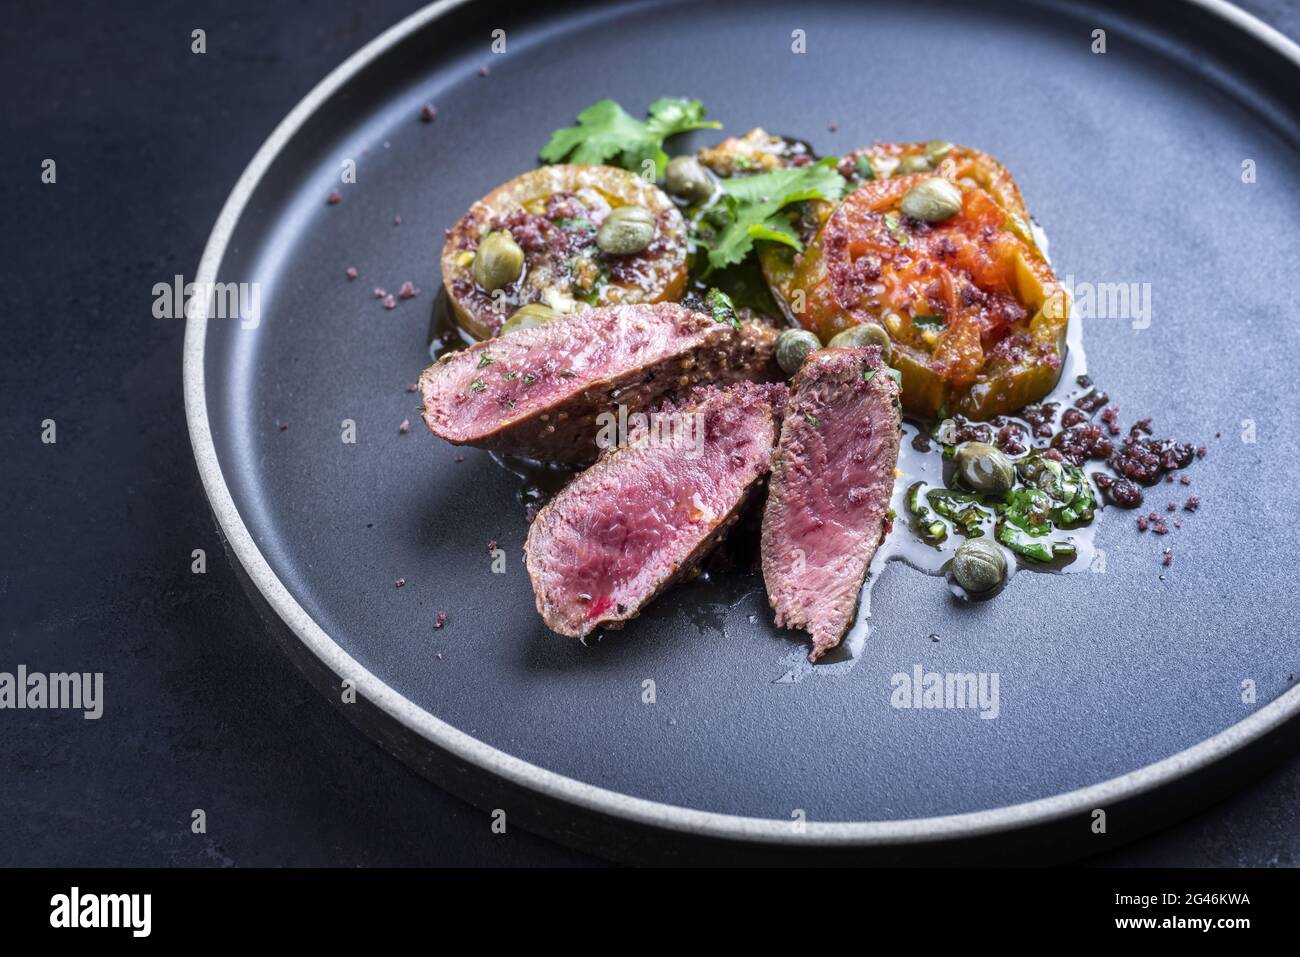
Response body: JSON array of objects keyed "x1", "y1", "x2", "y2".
[
  {"x1": 539, "y1": 98, "x2": 720, "y2": 177},
  {"x1": 855, "y1": 155, "x2": 876, "y2": 181},
  {"x1": 705, "y1": 287, "x2": 739, "y2": 328},
  {"x1": 912, "y1": 314, "x2": 945, "y2": 330},
  {"x1": 702, "y1": 158, "x2": 847, "y2": 270},
  {"x1": 884, "y1": 211, "x2": 910, "y2": 247}
]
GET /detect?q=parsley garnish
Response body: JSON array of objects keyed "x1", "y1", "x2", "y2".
[
  {"x1": 855, "y1": 155, "x2": 876, "y2": 181},
  {"x1": 803, "y1": 412, "x2": 820, "y2": 428},
  {"x1": 705, "y1": 287, "x2": 740, "y2": 328},
  {"x1": 477, "y1": 352, "x2": 494, "y2": 368},
  {"x1": 540, "y1": 98, "x2": 721, "y2": 178},
  {"x1": 522, "y1": 374, "x2": 537, "y2": 386},
  {"x1": 469, "y1": 378, "x2": 486, "y2": 393},
  {"x1": 912, "y1": 314, "x2": 945, "y2": 330},
  {"x1": 884, "y1": 211, "x2": 910, "y2": 247},
  {"x1": 864, "y1": 366, "x2": 904, "y2": 387},
  {"x1": 701, "y1": 158, "x2": 846, "y2": 271}
]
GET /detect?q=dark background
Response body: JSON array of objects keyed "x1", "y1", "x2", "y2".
[{"x1": 2, "y1": 0, "x2": 1297, "y2": 866}]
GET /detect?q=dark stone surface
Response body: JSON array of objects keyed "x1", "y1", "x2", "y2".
[{"x1": 0, "y1": 0, "x2": 1295, "y2": 866}]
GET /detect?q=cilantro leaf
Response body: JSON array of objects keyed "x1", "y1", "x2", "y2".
[
  {"x1": 540, "y1": 98, "x2": 720, "y2": 177},
  {"x1": 703, "y1": 158, "x2": 846, "y2": 270}
]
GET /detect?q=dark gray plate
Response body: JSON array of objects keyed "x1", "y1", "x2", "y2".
[{"x1": 185, "y1": 0, "x2": 1300, "y2": 862}]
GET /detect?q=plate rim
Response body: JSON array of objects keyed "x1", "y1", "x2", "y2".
[{"x1": 183, "y1": 0, "x2": 1300, "y2": 848}]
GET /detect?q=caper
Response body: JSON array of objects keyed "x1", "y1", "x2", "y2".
[
  {"x1": 473, "y1": 231, "x2": 524, "y2": 291},
  {"x1": 951, "y1": 538, "x2": 1007, "y2": 594},
  {"x1": 501, "y1": 302, "x2": 561, "y2": 335},
  {"x1": 775, "y1": 328, "x2": 821, "y2": 377},
  {"x1": 893, "y1": 154, "x2": 932, "y2": 175},
  {"x1": 955, "y1": 442, "x2": 1015, "y2": 495},
  {"x1": 828, "y1": 323, "x2": 892, "y2": 362},
  {"x1": 900, "y1": 177, "x2": 964, "y2": 223},
  {"x1": 664, "y1": 156, "x2": 714, "y2": 203},
  {"x1": 924, "y1": 139, "x2": 955, "y2": 164},
  {"x1": 596, "y1": 205, "x2": 655, "y2": 255}
]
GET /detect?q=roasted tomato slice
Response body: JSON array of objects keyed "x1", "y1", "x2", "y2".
[
  {"x1": 759, "y1": 141, "x2": 1038, "y2": 328},
  {"x1": 441, "y1": 164, "x2": 688, "y2": 339},
  {"x1": 783, "y1": 144, "x2": 1067, "y2": 419}
]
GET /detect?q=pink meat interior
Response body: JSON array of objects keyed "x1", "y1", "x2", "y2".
[{"x1": 421, "y1": 304, "x2": 711, "y2": 441}]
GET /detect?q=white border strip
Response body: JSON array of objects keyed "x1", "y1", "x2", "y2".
[{"x1": 184, "y1": 0, "x2": 1300, "y2": 847}]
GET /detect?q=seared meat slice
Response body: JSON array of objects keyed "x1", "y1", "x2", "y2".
[
  {"x1": 419, "y1": 303, "x2": 777, "y2": 465},
  {"x1": 525, "y1": 382, "x2": 787, "y2": 637},
  {"x1": 761, "y1": 346, "x2": 901, "y2": 661}
]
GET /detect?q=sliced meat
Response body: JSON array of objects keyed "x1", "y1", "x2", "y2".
[
  {"x1": 419, "y1": 302, "x2": 777, "y2": 464},
  {"x1": 526, "y1": 381, "x2": 787, "y2": 637},
  {"x1": 761, "y1": 346, "x2": 901, "y2": 661}
]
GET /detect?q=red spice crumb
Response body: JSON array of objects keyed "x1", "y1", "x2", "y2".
[
  {"x1": 478, "y1": 65, "x2": 489, "y2": 76},
  {"x1": 398, "y1": 280, "x2": 419, "y2": 299},
  {"x1": 828, "y1": 122, "x2": 838, "y2": 132},
  {"x1": 486, "y1": 539, "x2": 497, "y2": 553},
  {"x1": 420, "y1": 103, "x2": 438, "y2": 122},
  {"x1": 1162, "y1": 549, "x2": 1173, "y2": 567},
  {"x1": 398, "y1": 418, "x2": 410, "y2": 434},
  {"x1": 1174, "y1": 521, "x2": 1182, "y2": 529},
  {"x1": 276, "y1": 421, "x2": 288, "y2": 432},
  {"x1": 1147, "y1": 512, "x2": 1159, "y2": 522},
  {"x1": 1061, "y1": 408, "x2": 1087, "y2": 429},
  {"x1": 1151, "y1": 520, "x2": 1169, "y2": 535},
  {"x1": 405, "y1": 382, "x2": 418, "y2": 393},
  {"x1": 1184, "y1": 496, "x2": 1200, "y2": 512},
  {"x1": 1196, "y1": 446, "x2": 1206, "y2": 458},
  {"x1": 1166, "y1": 503, "x2": 1176, "y2": 512},
  {"x1": 395, "y1": 578, "x2": 406, "y2": 588},
  {"x1": 1044, "y1": 448, "x2": 1064, "y2": 462},
  {"x1": 393, "y1": 214, "x2": 402, "y2": 225},
  {"x1": 454, "y1": 453, "x2": 465, "y2": 463},
  {"x1": 345, "y1": 267, "x2": 358, "y2": 280},
  {"x1": 434, "y1": 611, "x2": 446, "y2": 629},
  {"x1": 326, "y1": 190, "x2": 342, "y2": 205},
  {"x1": 373, "y1": 287, "x2": 386, "y2": 298},
  {"x1": 1165, "y1": 474, "x2": 1174, "y2": 483},
  {"x1": 382, "y1": 294, "x2": 397, "y2": 310},
  {"x1": 1136, "y1": 516, "x2": 1149, "y2": 531},
  {"x1": 1180, "y1": 475, "x2": 1191, "y2": 485}
]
